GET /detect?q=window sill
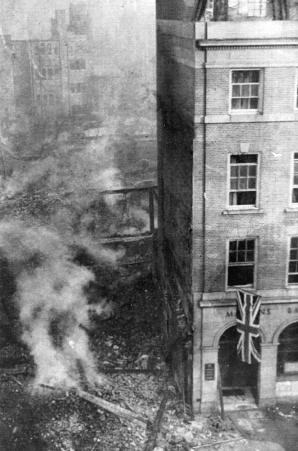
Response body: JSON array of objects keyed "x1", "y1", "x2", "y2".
[
  {"x1": 277, "y1": 374, "x2": 298, "y2": 382},
  {"x1": 222, "y1": 208, "x2": 264, "y2": 215},
  {"x1": 230, "y1": 110, "x2": 259, "y2": 115},
  {"x1": 226, "y1": 286, "x2": 254, "y2": 292},
  {"x1": 284, "y1": 207, "x2": 298, "y2": 213}
]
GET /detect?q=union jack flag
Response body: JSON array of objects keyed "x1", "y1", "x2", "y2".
[{"x1": 236, "y1": 289, "x2": 261, "y2": 364}]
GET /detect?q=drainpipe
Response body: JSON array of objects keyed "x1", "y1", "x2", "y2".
[
  {"x1": 194, "y1": 19, "x2": 208, "y2": 414},
  {"x1": 202, "y1": 22, "x2": 208, "y2": 296}
]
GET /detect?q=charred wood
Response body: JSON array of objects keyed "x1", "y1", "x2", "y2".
[{"x1": 144, "y1": 390, "x2": 171, "y2": 451}]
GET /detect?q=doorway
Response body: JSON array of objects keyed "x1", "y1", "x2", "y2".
[{"x1": 218, "y1": 326, "x2": 260, "y2": 404}]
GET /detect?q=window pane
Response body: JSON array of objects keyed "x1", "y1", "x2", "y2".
[
  {"x1": 250, "y1": 98, "x2": 259, "y2": 109},
  {"x1": 231, "y1": 166, "x2": 238, "y2": 177},
  {"x1": 240, "y1": 166, "x2": 248, "y2": 177},
  {"x1": 229, "y1": 192, "x2": 238, "y2": 205},
  {"x1": 289, "y1": 261, "x2": 298, "y2": 273},
  {"x1": 232, "y1": 98, "x2": 241, "y2": 109},
  {"x1": 241, "y1": 98, "x2": 249, "y2": 109},
  {"x1": 251, "y1": 85, "x2": 259, "y2": 96},
  {"x1": 291, "y1": 237, "x2": 298, "y2": 248},
  {"x1": 292, "y1": 188, "x2": 298, "y2": 203},
  {"x1": 249, "y1": 165, "x2": 257, "y2": 176},
  {"x1": 288, "y1": 274, "x2": 298, "y2": 284},
  {"x1": 250, "y1": 71, "x2": 260, "y2": 82},
  {"x1": 229, "y1": 251, "x2": 237, "y2": 263},
  {"x1": 228, "y1": 265, "x2": 254, "y2": 286},
  {"x1": 236, "y1": 191, "x2": 256, "y2": 205},
  {"x1": 241, "y1": 85, "x2": 250, "y2": 97},
  {"x1": 238, "y1": 240, "x2": 246, "y2": 251},
  {"x1": 229, "y1": 241, "x2": 237, "y2": 251},
  {"x1": 246, "y1": 251, "x2": 254, "y2": 262},
  {"x1": 248, "y1": 177, "x2": 256, "y2": 189},
  {"x1": 238, "y1": 251, "x2": 245, "y2": 262},
  {"x1": 243, "y1": 72, "x2": 251, "y2": 83},
  {"x1": 231, "y1": 155, "x2": 257, "y2": 164},
  {"x1": 232, "y1": 71, "x2": 243, "y2": 83},
  {"x1": 290, "y1": 249, "x2": 298, "y2": 260},
  {"x1": 232, "y1": 85, "x2": 240, "y2": 97},
  {"x1": 239, "y1": 179, "x2": 247, "y2": 189},
  {"x1": 247, "y1": 240, "x2": 255, "y2": 250},
  {"x1": 230, "y1": 179, "x2": 238, "y2": 190}
]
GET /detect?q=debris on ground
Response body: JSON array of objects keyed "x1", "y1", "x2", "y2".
[{"x1": 0, "y1": 274, "x2": 242, "y2": 450}]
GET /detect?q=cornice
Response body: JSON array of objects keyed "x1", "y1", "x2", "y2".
[{"x1": 196, "y1": 38, "x2": 298, "y2": 50}]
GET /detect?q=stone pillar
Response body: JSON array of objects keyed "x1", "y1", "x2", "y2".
[
  {"x1": 192, "y1": 306, "x2": 202, "y2": 414},
  {"x1": 200, "y1": 347, "x2": 219, "y2": 413},
  {"x1": 258, "y1": 343, "x2": 278, "y2": 407}
]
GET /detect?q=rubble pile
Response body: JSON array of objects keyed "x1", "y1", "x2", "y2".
[{"x1": 0, "y1": 274, "x2": 246, "y2": 450}]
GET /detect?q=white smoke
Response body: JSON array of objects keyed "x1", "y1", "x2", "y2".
[{"x1": 0, "y1": 220, "x2": 115, "y2": 389}]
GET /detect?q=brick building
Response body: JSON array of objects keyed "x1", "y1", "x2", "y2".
[{"x1": 157, "y1": 0, "x2": 298, "y2": 412}]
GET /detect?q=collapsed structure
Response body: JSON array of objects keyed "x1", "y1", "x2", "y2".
[
  {"x1": 157, "y1": 0, "x2": 298, "y2": 412},
  {"x1": 0, "y1": 3, "x2": 109, "y2": 127}
]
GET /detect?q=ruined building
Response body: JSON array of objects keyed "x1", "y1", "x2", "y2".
[
  {"x1": 9, "y1": 3, "x2": 94, "y2": 122},
  {"x1": 157, "y1": 0, "x2": 298, "y2": 412}
]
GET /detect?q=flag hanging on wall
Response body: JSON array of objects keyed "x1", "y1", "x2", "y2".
[{"x1": 236, "y1": 289, "x2": 261, "y2": 364}]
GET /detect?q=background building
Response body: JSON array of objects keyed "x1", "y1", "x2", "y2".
[
  {"x1": 10, "y1": 3, "x2": 94, "y2": 123},
  {"x1": 157, "y1": 0, "x2": 298, "y2": 412},
  {"x1": 0, "y1": 35, "x2": 15, "y2": 133}
]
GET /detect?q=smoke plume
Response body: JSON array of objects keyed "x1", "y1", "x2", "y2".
[{"x1": 0, "y1": 220, "x2": 120, "y2": 388}]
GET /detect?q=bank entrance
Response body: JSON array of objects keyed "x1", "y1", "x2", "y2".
[{"x1": 218, "y1": 326, "x2": 260, "y2": 406}]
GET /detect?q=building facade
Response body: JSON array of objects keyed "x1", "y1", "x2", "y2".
[
  {"x1": 0, "y1": 35, "x2": 15, "y2": 132},
  {"x1": 157, "y1": 0, "x2": 298, "y2": 412},
  {"x1": 10, "y1": 3, "x2": 94, "y2": 122}
]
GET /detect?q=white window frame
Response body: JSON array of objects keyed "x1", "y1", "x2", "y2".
[
  {"x1": 226, "y1": 238, "x2": 257, "y2": 290},
  {"x1": 290, "y1": 152, "x2": 298, "y2": 206},
  {"x1": 227, "y1": 153, "x2": 260, "y2": 210},
  {"x1": 287, "y1": 236, "x2": 298, "y2": 285},
  {"x1": 295, "y1": 69, "x2": 298, "y2": 110},
  {"x1": 247, "y1": 0, "x2": 267, "y2": 17},
  {"x1": 229, "y1": 69, "x2": 263, "y2": 114}
]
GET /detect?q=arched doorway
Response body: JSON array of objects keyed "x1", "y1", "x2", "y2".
[
  {"x1": 277, "y1": 322, "x2": 298, "y2": 377},
  {"x1": 218, "y1": 325, "x2": 260, "y2": 399}
]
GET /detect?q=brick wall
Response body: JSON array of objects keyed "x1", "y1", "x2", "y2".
[
  {"x1": 192, "y1": 32, "x2": 298, "y2": 298},
  {"x1": 157, "y1": 22, "x2": 195, "y2": 291},
  {"x1": 197, "y1": 122, "x2": 298, "y2": 293},
  {"x1": 157, "y1": 19, "x2": 197, "y2": 404},
  {"x1": 157, "y1": 0, "x2": 196, "y2": 20}
]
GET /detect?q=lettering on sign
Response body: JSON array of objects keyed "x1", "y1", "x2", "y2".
[
  {"x1": 226, "y1": 308, "x2": 271, "y2": 318},
  {"x1": 287, "y1": 307, "x2": 298, "y2": 314},
  {"x1": 260, "y1": 308, "x2": 271, "y2": 315},
  {"x1": 204, "y1": 363, "x2": 215, "y2": 381}
]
